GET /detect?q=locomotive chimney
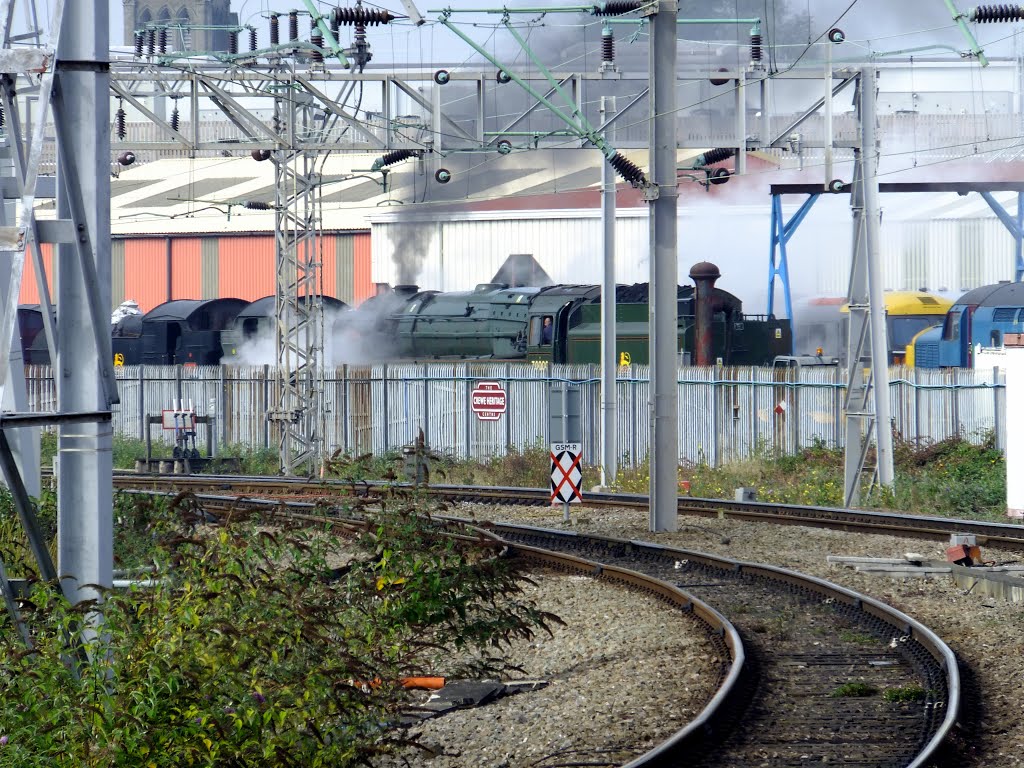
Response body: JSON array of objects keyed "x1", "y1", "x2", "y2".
[{"x1": 689, "y1": 261, "x2": 721, "y2": 366}]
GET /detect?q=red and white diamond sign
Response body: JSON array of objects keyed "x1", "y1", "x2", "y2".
[
  {"x1": 471, "y1": 380, "x2": 507, "y2": 421},
  {"x1": 550, "y1": 442, "x2": 583, "y2": 505}
]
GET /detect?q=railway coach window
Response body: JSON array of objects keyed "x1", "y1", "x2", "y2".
[
  {"x1": 942, "y1": 310, "x2": 961, "y2": 341},
  {"x1": 890, "y1": 317, "x2": 938, "y2": 349}
]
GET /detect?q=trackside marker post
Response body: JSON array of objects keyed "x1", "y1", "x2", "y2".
[{"x1": 550, "y1": 442, "x2": 582, "y2": 522}]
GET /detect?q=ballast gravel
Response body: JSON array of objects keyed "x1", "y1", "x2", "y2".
[
  {"x1": 374, "y1": 568, "x2": 722, "y2": 768},
  {"x1": 431, "y1": 502, "x2": 1022, "y2": 768}
]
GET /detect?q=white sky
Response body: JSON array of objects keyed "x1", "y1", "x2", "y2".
[{"x1": 104, "y1": 0, "x2": 1024, "y2": 59}]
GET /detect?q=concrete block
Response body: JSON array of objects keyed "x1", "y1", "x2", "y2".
[
  {"x1": 946, "y1": 544, "x2": 981, "y2": 566},
  {"x1": 735, "y1": 487, "x2": 756, "y2": 502},
  {"x1": 950, "y1": 533, "x2": 977, "y2": 547}
]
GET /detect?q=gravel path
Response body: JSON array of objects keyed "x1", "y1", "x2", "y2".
[{"x1": 488, "y1": 503, "x2": 1024, "y2": 768}]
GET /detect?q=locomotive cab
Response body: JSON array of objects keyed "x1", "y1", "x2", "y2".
[{"x1": 525, "y1": 285, "x2": 601, "y2": 364}]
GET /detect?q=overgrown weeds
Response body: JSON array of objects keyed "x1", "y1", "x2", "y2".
[
  {"x1": 464, "y1": 434, "x2": 1007, "y2": 524},
  {"x1": 0, "y1": 491, "x2": 560, "y2": 766}
]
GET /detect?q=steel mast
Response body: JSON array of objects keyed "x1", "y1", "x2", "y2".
[
  {"x1": 266, "y1": 64, "x2": 326, "y2": 476},
  {"x1": 0, "y1": 0, "x2": 116, "y2": 618}
]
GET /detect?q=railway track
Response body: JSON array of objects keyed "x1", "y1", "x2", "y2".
[
  {"x1": 112, "y1": 471, "x2": 1024, "y2": 552},
  {"x1": 114, "y1": 475, "x2": 963, "y2": 767},
  {"x1": 491, "y1": 523, "x2": 957, "y2": 768}
]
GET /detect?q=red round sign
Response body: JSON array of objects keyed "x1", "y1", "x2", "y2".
[{"x1": 471, "y1": 381, "x2": 507, "y2": 421}]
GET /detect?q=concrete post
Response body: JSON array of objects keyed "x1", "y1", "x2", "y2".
[{"x1": 648, "y1": 0, "x2": 679, "y2": 533}]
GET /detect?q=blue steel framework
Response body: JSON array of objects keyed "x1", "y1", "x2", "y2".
[{"x1": 767, "y1": 181, "x2": 1024, "y2": 324}]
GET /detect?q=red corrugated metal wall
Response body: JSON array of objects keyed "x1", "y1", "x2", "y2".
[
  {"x1": 353, "y1": 232, "x2": 373, "y2": 303},
  {"x1": 124, "y1": 239, "x2": 169, "y2": 311},
  {"x1": 318, "y1": 235, "x2": 336, "y2": 297},
  {"x1": 218, "y1": 236, "x2": 275, "y2": 300},
  {"x1": 108, "y1": 233, "x2": 372, "y2": 311},
  {"x1": 170, "y1": 238, "x2": 201, "y2": 299},
  {"x1": 18, "y1": 244, "x2": 53, "y2": 304}
]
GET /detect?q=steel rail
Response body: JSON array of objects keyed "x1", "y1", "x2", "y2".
[
  {"x1": 110, "y1": 472, "x2": 1024, "y2": 551},
  {"x1": 503, "y1": 542, "x2": 746, "y2": 768}
]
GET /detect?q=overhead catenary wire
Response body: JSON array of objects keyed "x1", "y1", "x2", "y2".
[{"x1": 109, "y1": 0, "x2": 1021, "y2": 212}]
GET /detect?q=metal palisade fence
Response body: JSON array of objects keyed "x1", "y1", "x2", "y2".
[{"x1": 24, "y1": 363, "x2": 1004, "y2": 468}]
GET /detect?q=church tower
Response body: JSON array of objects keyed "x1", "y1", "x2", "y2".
[{"x1": 124, "y1": 1, "x2": 238, "y2": 53}]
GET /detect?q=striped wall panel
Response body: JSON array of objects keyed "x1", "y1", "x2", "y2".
[
  {"x1": 123, "y1": 239, "x2": 168, "y2": 311},
  {"x1": 353, "y1": 232, "x2": 372, "y2": 303},
  {"x1": 111, "y1": 232, "x2": 372, "y2": 310},
  {"x1": 319, "y1": 235, "x2": 337, "y2": 299},
  {"x1": 218, "y1": 237, "x2": 275, "y2": 300},
  {"x1": 201, "y1": 238, "x2": 219, "y2": 299},
  {"x1": 336, "y1": 235, "x2": 355, "y2": 303},
  {"x1": 112, "y1": 239, "x2": 126, "y2": 306}
]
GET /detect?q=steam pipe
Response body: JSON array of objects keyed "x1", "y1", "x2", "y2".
[{"x1": 689, "y1": 262, "x2": 721, "y2": 367}]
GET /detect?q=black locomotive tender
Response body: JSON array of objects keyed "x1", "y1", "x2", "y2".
[{"x1": 18, "y1": 269, "x2": 792, "y2": 368}]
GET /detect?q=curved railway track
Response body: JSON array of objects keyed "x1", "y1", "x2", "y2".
[
  {"x1": 491, "y1": 523, "x2": 957, "y2": 768},
  {"x1": 115, "y1": 475, "x2": 964, "y2": 767}
]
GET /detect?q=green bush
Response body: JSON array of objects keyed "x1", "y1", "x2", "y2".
[
  {"x1": 213, "y1": 444, "x2": 283, "y2": 476},
  {"x1": 889, "y1": 434, "x2": 1006, "y2": 519},
  {"x1": 0, "y1": 493, "x2": 560, "y2": 766},
  {"x1": 0, "y1": 487, "x2": 56, "y2": 579}
]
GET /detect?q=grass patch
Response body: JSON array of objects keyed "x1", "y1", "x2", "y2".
[
  {"x1": 315, "y1": 432, "x2": 1006, "y2": 521},
  {"x1": 883, "y1": 685, "x2": 928, "y2": 703},
  {"x1": 831, "y1": 681, "x2": 878, "y2": 698},
  {"x1": 839, "y1": 630, "x2": 878, "y2": 645}
]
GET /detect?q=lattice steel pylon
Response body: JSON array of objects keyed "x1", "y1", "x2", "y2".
[
  {"x1": 265, "y1": 1, "x2": 379, "y2": 476},
  {"x1": 267, "y1": 79, "x2": 325, "y2": 476}
]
